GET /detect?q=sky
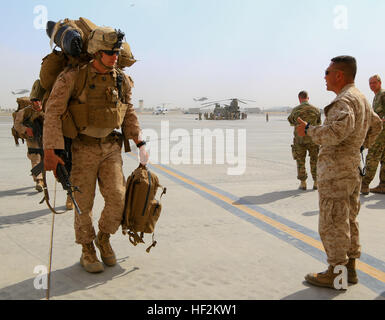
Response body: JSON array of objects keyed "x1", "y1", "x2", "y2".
[{"x1": 1, "y1": 0, "x2": 385, "y2": 110}]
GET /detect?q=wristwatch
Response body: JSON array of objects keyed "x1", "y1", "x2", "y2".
[{"x1": 136, "y1": 141, "x2": 146, "y2": 148}]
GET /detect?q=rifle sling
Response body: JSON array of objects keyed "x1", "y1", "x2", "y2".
[{"x1": 41, "y1": 169, "x2": 66, "y2": 215}]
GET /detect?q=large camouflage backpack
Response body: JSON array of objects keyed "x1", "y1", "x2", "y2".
[
  {"x1": 46, "y1": 17, "x2": 98, "y2": 57},
  {"x1": 16, "y1": 97, "x2": 31, "y2": 110},
  {"x1": 11, "y1": 97, "x2": 31, "y2": 145},
  {"x1": 117, "y1": 42, "x2": 137, "y2": 69},
  {"x1": 122, "y1": 165, "x2": 167, "y2": 253},
  {"x1": 11, "y1": 79, "x2": 46, "y2": 145},
  {"x1": 40, "y1": 17, "x2": 98, "y2": 110}
]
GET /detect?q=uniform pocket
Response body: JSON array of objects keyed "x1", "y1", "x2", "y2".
[
  {"x1": 61, "y1": 110, "x2": 78, "y2": 139},
  {"x1": 144, "y1": 200, "x2": 162, "y2": 233},
  {"x1": 90, "y1": 103, "x2": 120, "y2": 128},
  {"x1": 291, "y1": 144, "x2": 297, "y2": 160},
  {"x1": 68, "y1": 103, "x2": 88, "y2": 131}
]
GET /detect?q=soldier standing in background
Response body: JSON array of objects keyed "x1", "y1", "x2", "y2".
[
  {"x1": 13, "y1": 80, "x2": 45, "y2": 192},
  {"x1": 297, "y1": 56, "x2": 382, "y2": 289},
  {"x1": 361, "y1": 75, "x2": 385, "y2": 195},
  {"x1": 287, "y1": 91, "x2": 321, "y2": 190},
  {"x1": 43, "y1": 27, "x2": 148, "y2": 273}
]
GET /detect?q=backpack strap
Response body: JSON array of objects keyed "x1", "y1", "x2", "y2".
[
  {"x1": 160, "y1": 186, "x2": 167, "y2": 200},
  {"x1": 146, "y1": 234, "x2": 157, "y2": 253},
  {"x1": 115, "y1": 68, "x2": 130, "y2": 102},
  {"x1": 127, "y1": 231, "x2": 145, "y2": 246},
  {"x1": 72, "y1": 64, "x2": 89, "y2": 101}
]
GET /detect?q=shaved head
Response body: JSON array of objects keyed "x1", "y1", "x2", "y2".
[{"x1": 331, "y1": 55, "x2": 357, "y2": 81}]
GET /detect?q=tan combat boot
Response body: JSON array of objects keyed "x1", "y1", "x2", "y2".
[
  {"x1": 299, "y1": 180, "x2": 307, "y2": 190},
  {"x1": 95, "y1": 231, "x2": 117, "y2": 266},
  {"x1": 369, "y1": 184, "x2": 385, "y2": 194},
  {"x1": 346, "y1": 258, "x2": 358, "y2": 284},
  {"x1": 35, "y1": 179, "x2": 44, "y2": 192},
  {"x1": 305, "y1": 265, "x2": 347, "y2": 290},
  {"x1": 313, "y1": 180, "x2": 318, "y2": 190},
  {"x1": 80, "y1": 242, "x2": 104, "y2": 273},
  {"x1": 360, "y1": 182, "x2": 369, "y2": 195},
  {"x1": 66, "y1": 195, "x2": 74, "y2": 210}
]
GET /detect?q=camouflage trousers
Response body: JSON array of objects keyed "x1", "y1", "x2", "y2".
[
  {"x1": 362, "y1": 139, "x2": 385, "y2": 185},
  {"x1": 291, "y1": 142, "x2": 319, "y2": 181},
  {"x1": 318, "y1": 177, "x2": 361, "y2": 266},
  {"x1": 26, "y1": 139, "x2": 42, "y2": 181},
  {"x1": 70, "y1": 136, "x2": 126, "y2": 244}
]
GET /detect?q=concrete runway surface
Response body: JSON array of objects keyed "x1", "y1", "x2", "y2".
[{"x1": 0, "y1": 113, "x2": 384, "y2": 300}]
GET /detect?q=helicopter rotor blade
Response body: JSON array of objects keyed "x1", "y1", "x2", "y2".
[
  {"x1": 239, "y1": 99, "x2": 256, "y2": 102},
  {"x1": 201, "y1": 99, "x2": 230, "y2": 106}
]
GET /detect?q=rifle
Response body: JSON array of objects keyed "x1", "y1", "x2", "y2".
[
  {"x1": 55, "y1": 163, "x2": 82, "y2": 215},
  {"x1": 26, "y1": 114, "x2": 81, "y2": 215},
  {"x1": 30, "y1": 148, "x2": 82, "y2": 215}
]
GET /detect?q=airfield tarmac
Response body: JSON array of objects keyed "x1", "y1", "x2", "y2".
[{"x1": 0, "y1": 112, "x2": 384, "y2": 300}]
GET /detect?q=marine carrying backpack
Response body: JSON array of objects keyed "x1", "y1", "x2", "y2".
[{"x1": 122, "y1": 164, "x2": 166, "y2": 253}]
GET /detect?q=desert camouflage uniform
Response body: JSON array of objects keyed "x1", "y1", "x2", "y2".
[
  {"x1": 288, "y1": 102, "x2": 321, "y2": 182},
  {"x1": 43, "y1": 64, "x2": 141, "y2": 244},
  {"x1": 362, "y1": 89, "x2": 385, "y2": 186},
  {"x1": 307, "y1": 84, "x2": 382, "y2": 266},
  {"x1": 14, "y1": 107, "x2": 44, "y2": 182}
]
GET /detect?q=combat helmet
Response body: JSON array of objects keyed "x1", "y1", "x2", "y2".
[
  {"x1": 30, "y1": 79, "x2": 46, "y2": 101},
  {"x1": 87, "y1": 27, "x2": 125, "y2": 55},
  {"x1": 117, "y1": 42, "x2": 137, "y2": 69}
]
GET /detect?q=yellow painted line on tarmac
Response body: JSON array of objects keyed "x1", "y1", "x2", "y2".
[{"x1": 152, "y1": 163, "x2": 385, "y2": 284}]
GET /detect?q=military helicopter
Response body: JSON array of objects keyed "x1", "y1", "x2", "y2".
[
  {"x1": 199, "y1": 98, "x2": 255, "y2": 120},
  {"x1": 11, "y1": 89, "x2": 30, "y2": 95},
  {"x1": 193, "y1": 97, "x2": 208, "y2": 102}
]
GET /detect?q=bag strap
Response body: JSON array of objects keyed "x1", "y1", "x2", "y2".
[
  {"x1": 127, "y1": 231, "x2": 144, "y2": 246},
  {"x1": 146, "y1": 234, "x2": 157, "y2": 253},
  {"x1": 72, "y1": 64, "x2": 89, "y2": 101},
  {"x1": 160, "y1": 186, "x2": 167, "y2": 200}
]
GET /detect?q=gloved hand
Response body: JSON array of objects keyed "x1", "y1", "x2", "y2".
[
  {"x1": 25, "y1": 127, "x2": 34, "y2": 138},
  {"x1": 296, "y1": 117, "x2": 307, "y2": 137},
  {"x1": 44, "y1": 149, "x2": 65, "y2": 177},
  {"x1": 139, "y1": 145, "x2": 149, "y2": 165}
]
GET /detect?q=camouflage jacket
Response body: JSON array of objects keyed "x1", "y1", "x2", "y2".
[
  {"x1": 288, "y1": 102, "x2": 321, "y2": 144},
  {"x1": 307, "y1": 84, "x2": 382, "y2": 182},
  {"x1": 372, "y1": 89, "x2": 385, "y2": 143}
]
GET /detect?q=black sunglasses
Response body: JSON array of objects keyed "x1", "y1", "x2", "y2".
[
  {"x1": 325, "y1": 69, "x2": 343, "y2": 76},
  {"x1": 102, "y1": 50, "x2": 120, "y2": 56}
]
